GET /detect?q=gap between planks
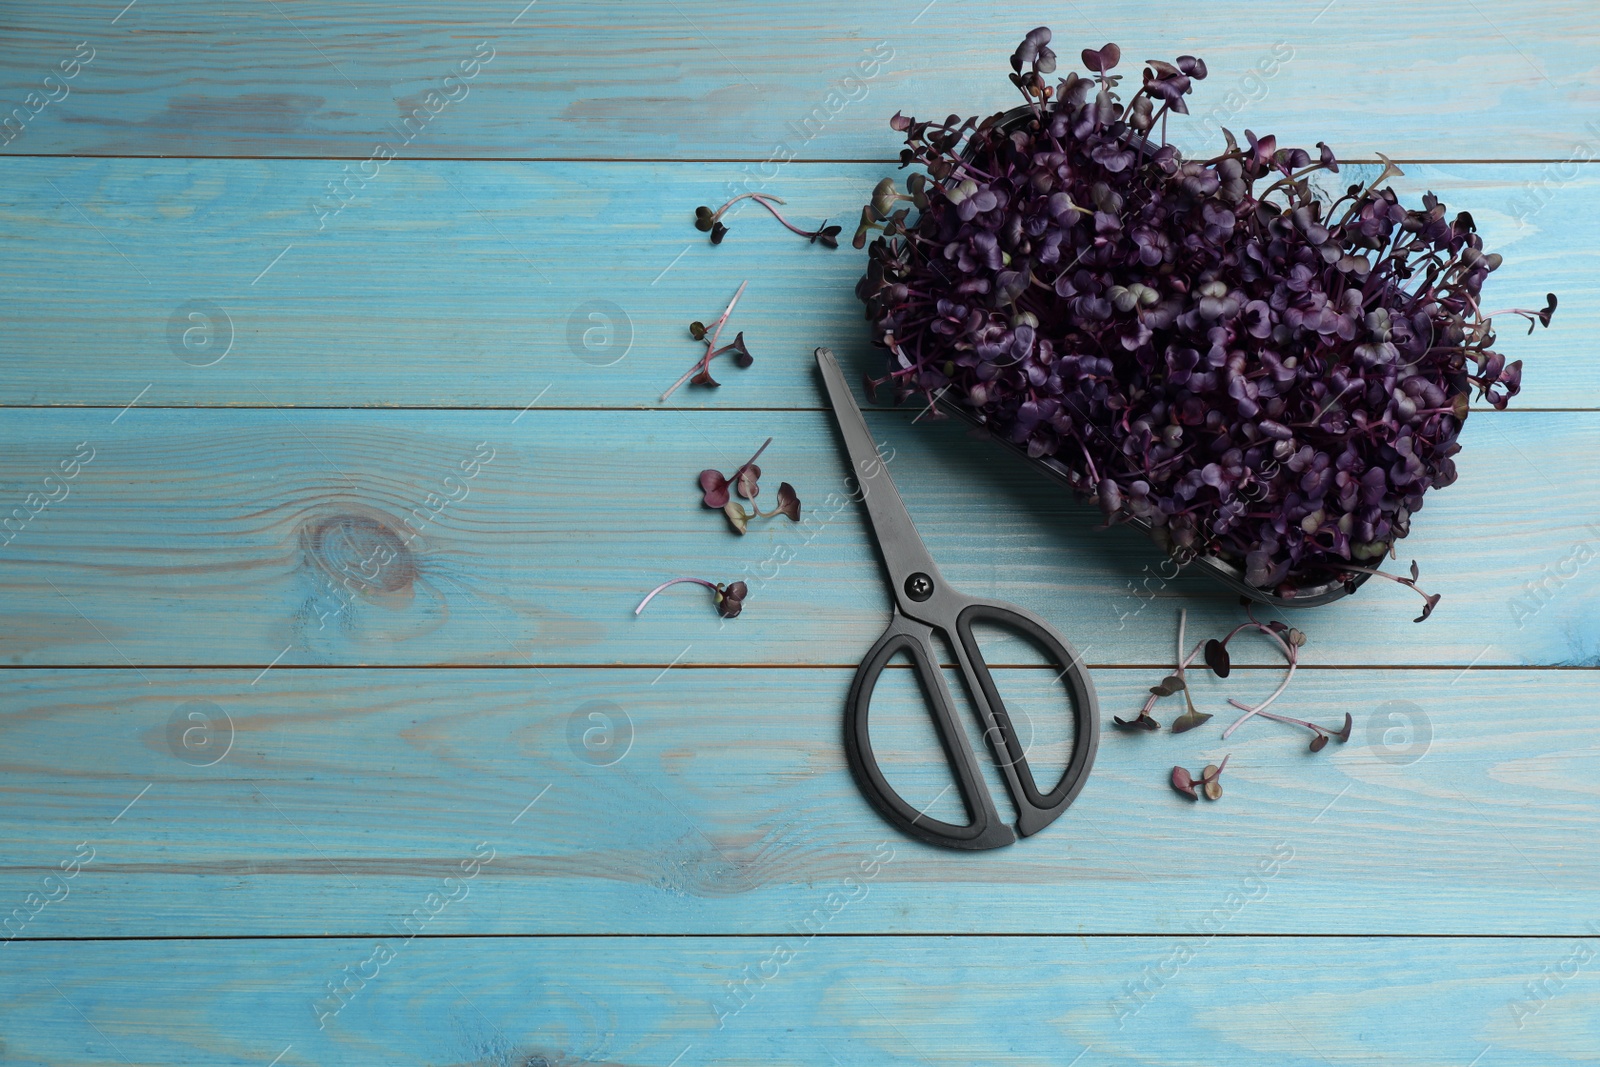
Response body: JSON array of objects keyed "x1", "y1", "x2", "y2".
[
  {"x1": 0, "y1": 663, "x2": 1592, "y2": 672},
  {"x1": 4, "y1": 931, "x2": 1597, "y2": 943},
  {"x1": 5, "y1": 153, "x2": 1597, "y2": 166},
  {"x1": 0, "y1": 405, "x2": 1582, "y2": 413}
]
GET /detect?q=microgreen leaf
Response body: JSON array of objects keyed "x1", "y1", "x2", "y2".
[
  {"x1": 1204, "y1": 638, "x2": 1231, "y2": 678},
  {"x1": 775, "y1": 482, "x2": 802, "y2": 521},
  {"x1": 716, "y1": 581, "x2": 748, "y2": 618},
  {"x1": 1170, "y1": 764, "x2": 1197, "y2": 799},
  {"x1": 1150, "y1": 674, "x2": 1185, "y2": 696},
  {"x1": 736, "y1": 463, "x2": 761, "y2": 500},
  {"x1": 699, "y1": 469, "x2": 731, "y2": 509}
]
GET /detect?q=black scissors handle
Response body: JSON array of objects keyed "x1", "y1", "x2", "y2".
[{"x1": 844, "y1": 596, "x2": 1099, "y2": 851}]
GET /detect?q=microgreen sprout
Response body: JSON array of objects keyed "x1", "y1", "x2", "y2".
[
  {"x1": 635, "y1": 578, "x2": 749, "y2": 619},
  {"x1": 1114, "y1": 608, "x2": 1213, "y2": 732},
  {"x1": 723, "y1": 482, "x2": 801, "y2": 534},
  {"x1": 698, "y1": 438, "x2": 803, "y2": 534},
  {"x1": 1172, "y1": 754, "x2": 1229, "y2": 801},
  {"x1": 695, "y1": 194, "x2": 842, "y2": 247},
  {"x1": 1333, "y1": 559, "x2": 1441, "y2": 622},
  {"x1": 662, "y1": 280, "x2": 752, "y2": 401}
]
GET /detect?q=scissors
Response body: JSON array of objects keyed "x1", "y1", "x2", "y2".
[{"x1": 816, "y1": 347, "x2": 1099, "y2": 850}]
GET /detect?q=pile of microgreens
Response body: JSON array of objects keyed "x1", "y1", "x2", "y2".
[
  {"x1": 854, "y1": 26, "x2": 1557, "y2": 599},
  {"x1": 695, "y1": 193, "x2": 842, "y2": 247},
  {"x1": 661, "y1": 280, "x2": 755, "y2": 401},
  {"x1": 1117, "y1": 605, "x2": 1363, "y2": 803}
]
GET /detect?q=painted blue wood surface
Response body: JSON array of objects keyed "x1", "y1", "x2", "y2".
[
  {"x1": 0, "y1": 408, "x2": 1596, "y2": 667},
  {"x1": 0, "y1": 158, "x2": 1581, "y2": 407},
  {"x1": 4, "y1": 936, "x2": 1596, "y2": 1065},
  {"x1": 2, "y1": 2, "x2": 1598, "y2": 1063},
  {"x1": 0, "y1": 666, "x2": 1594, "y2": 937},
  {"x1": 1, "y1": 1, "x2": 1597, "y2": 160}
]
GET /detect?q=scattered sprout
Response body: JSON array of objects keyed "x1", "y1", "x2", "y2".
[
  {"x1": 695, "y1": 193, "x2": 841, "y2": 247},
  {"x1": 1172, "y1": 754, "x2": 1229, "y2": 801},
  {"x1": 635, "y1": 578, "x2": 749, "y2": 619},
  {"x1": 698, "y1": 439, "x2": 802, "y2": 534},
  {"x1": 662, "y1": 281, "x2": 753, "y2": 400}
]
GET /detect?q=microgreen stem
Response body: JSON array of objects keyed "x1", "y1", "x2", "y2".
[
  {"x1": 1224, "y1": 703, "x2": 1323, "y2": 735},
  {"x1": 1219, "y1": 624, "x2": 1299, "y2": 738},
  {"x1": 1332, "y1": 563, "x2": 1438, "y2": 610},
  {"x1": 710, "y1": 193, "x2": 786, "y2": 223},
  {"x1": 745, "y1": 194, "x2": 825, "y2": 239},
  {"x1": 634, "y1": 577, "x2": 717, "y2": 616}
]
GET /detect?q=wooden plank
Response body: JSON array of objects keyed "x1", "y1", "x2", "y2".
[
  {"x1": 2, "y1": 935, "x2": 1592, "y2": 1064},
  {"x1": 0, "y1": 408, "x2": 1594, "y2": 668},
  {"x1": 1, "y1": 666, "x2": 1593, "y2": 936},
  {"x1": 0, "y1": 158, "x2": 1584, "y2": 407},
  {"x1": 2, "y1": 1, "x2": 1596, "y2": 160}
]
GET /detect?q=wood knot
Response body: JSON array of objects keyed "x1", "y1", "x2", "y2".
[{"x1": 301, "y1": 511, "x2": 417, "y2": 595}]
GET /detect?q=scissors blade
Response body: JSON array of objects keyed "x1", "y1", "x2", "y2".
[{"x1": 815, "y1": 347, "x2": 942, "y2": 594}]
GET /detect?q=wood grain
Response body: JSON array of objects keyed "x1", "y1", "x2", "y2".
[
  {"x1": 0, "y1": 408, "x2": 1594, "y2": 668},
  {"x1": 0, "y1": 666, "x2": 1594, "y2": 937},
  {"x1": 0, "y1": 158, "x2": 1582, "y2": 407},
  {"x1": 1, "y1": 1, "x2": 1596, "y2": 160},
  {"x1": 3, "y1": 935, "x2": 1596, "y2": 1065}
]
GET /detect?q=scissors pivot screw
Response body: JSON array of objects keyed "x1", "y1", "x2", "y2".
[{"x1": 904, "y1": 573, "x2": 935, "y2": 602}]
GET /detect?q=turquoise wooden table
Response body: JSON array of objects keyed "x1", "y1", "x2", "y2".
[{"x1": 3, "y1": 2, "x2": 1598, "y2": 1063}]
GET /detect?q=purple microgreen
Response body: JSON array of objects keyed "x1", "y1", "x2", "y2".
[
  {"x1": 1080, "y1": 42, "x2": 1121, "y2": 73},
  {"x1": 695, "y1": 192, "x2": 841, "y2": 248},
  {"x1": 1334, "y1": 562, "x2": 1441, "y2": 622},
  {"x1": 1114, "y1": 703, "x2": 1162, "y2": 731},
  {"x1": 774, "y1": 481, "x2": 802, "y2": 521},
  {"x1": 1219, "y1": 621, "x2": 1301, "y2": 740},
  {"x1": 1203, "y1": 638, "x2": 1231, "y2": 678},
  {"x1": 708, "y1": 332, "x2": 755, "y2": 370},
  {"x1": 1170, "y1": 671, "x2": 1212, "y2": 732},
  {"x1": 856, "y1": 29, "x2": 1555, "y2": 605},
  {"x1": 1225, "y1": 698, "x2": 1349, "y2": 752},
  {"x1": 736, "y1": 464, "x2": 762, "y2": 501},
  {"x1": 1200, "y1": 755, "x2": 1229, "y2": 784},
  {"x1": 1150, "y1": 674, "x2": 1185, "y2": 697},
  {"x1": 699, "y1": 468, "x2": 731, "y2": 509},
  {"x1": 1174, "y1": 754, "x2": 1228, "y2": 801},
  {"x1": 662, "y1": 281, "x2": 750, "y2": 401},
  {"x1": 635, "y1": 577, "x2": 749, "y2": 619},
  {"x1": 697, "y1": 440, "x2": 800, "y2": 534}
]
